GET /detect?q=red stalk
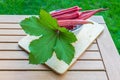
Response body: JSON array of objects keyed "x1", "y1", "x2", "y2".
[
  {"x1": 58, "y1": 19, "x2": 93, "y2": 27},
  {"x1": 78, "y1": 8, "x2": 108, "y2": 20},
  {"x1": 51, "y1": 6, "x2": 81, "y2": 17},
  {"x1": 53, "y1": 11, "x2": 79, "y2": 20}
]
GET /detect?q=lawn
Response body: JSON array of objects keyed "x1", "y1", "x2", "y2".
[{"x1": 0, "y1": 0, "x2": 120, "y2": 53}]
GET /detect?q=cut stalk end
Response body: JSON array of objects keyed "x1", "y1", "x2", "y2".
[
  {"x1": 86, "y1": 21, "x2": 94, "y2": 24},
  {"x1": 100, "y1": 8, "x2": 109, "y2": 11}
]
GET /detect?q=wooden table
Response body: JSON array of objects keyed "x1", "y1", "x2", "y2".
[{"x1": 0, "y1": 15, "x2": 120, "y2": 80}]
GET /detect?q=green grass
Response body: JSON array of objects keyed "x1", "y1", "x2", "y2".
[{"x1": 0, "y1": 0, "x2": 120, "y2": 53}]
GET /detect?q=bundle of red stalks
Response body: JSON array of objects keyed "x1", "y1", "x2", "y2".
[{"x1": 50, "y1": 6, "x2": 107, "y2": 30}]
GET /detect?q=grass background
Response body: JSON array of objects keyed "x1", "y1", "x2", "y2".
[{"x1": 0, "y1": 0, "x2": 120, "y2": 53}]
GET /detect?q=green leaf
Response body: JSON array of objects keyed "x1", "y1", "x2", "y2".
[
  {"x1": 20, "y1": 16, "x2": 52, "y2": 36},
  {"x1": 39, "y1": 9, "x2": 59, "y2": 30},
  {"x1": 54, "y1": 35, "x2": 75, "y2": 64},
  {"x1": 29, "y1": 31, "x2": 57, "y2": 64},
  {"x1": 58, "y1": 27, "x2": 77, "y2": 43}
]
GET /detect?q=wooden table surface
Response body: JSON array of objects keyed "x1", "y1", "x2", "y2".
[{"x1": 0, "y1": 15, "x2": 120, "y2": 80}]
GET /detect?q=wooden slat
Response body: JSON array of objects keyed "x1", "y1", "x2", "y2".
[
  {"x1": 0, "y1": 36, "x2": 25, "y2": 42},
  {"x1": 0, "y1": 51, "x2": 28, "y2": 59},
  {"x1": 0, "y1": 71, "x2": 108, "y2": 80},
  {"x1": 0, "y1": 43, "x2": 21, "y2": 50},
  {"x1": 0, "y1": 15, "x2": 32, "y2": 23},
  {"x1": 0, "y1": 24, "x2": 21, "y2": 29},
  {"x1": 0, "y1": 43, "x2": 98, "y2": 51},
  {"x1": 0, "y1": 29, "x2": 25, "y2": 36},
  {"x1": 0, "y1": 60, "x2": 104, "y2": 71},
  {"x1": 0, "y1": 15, "x2": 105, "y2": 24},
  {"x1": 97, "y1": 23, "x2": 120, "y2": 80},
  {"x1": 80, "y1": 51, "x2": 101, "y2": 60},
  {"x1": 87, "y1": 44, "x2": 98, "y2": 51},
  {"x1": 0, "y1": 51, "x2": 101, "y2": 60},
  {"x1": 70, "y1": 61, "x2": 104, "y2": 70}
]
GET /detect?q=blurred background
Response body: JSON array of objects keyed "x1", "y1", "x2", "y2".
[{"x1": 0, "y1": 0, "x2": 120, "y2": 54}]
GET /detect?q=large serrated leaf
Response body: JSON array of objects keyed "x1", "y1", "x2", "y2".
[
  {"x1": 20, "y1": 16, "x2": 51, "y2": 36},
  {"x1": 54, "y1": 35, "x2": 75, "y2": 64},
  {"x1": 39, "y1": 10, "x2": 59, "y2": 30},
  {"x1": 29, "y1": 31, "x2": 57, "y2": 64},
  {"x1": 58, "y1": 27, "x2": 77, "y2": 43}
]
